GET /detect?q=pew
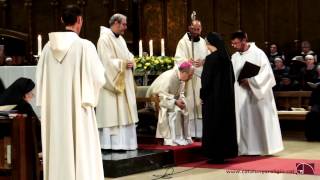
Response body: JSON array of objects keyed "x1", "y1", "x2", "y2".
[
  {"x1": 274, "y1": 91, "x2": 312, "y2": 120},
  {"x1": 0, "y1": 115, "x2": 40, "y2": 180},
  {"x1": 136, "y1": 95, "x2": 160, "y2": 118}
]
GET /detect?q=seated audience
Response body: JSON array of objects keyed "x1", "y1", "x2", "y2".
[
  {"x1": 289, "y1": 57, "x2": 305, "y2": 82},
  {"x1": 305, "y1": 84, "x2": 320, "y2": 141},
  {"x1": 301, "y1": 55, "x2": 318, "y2": 90},
  {"x1": 273, "y1": 75, "x2": 301, "y2": 91},
  {"x1": 268, "y1": 43, "x2": 285, "y2": 67},
  {"x1": 273, "y1": 56, "x2": 290, "y2": 84},
  {"x1": 301, "y1": 41, "x2": 317, "y2": 62},
  {"x1": 289, "y1": 40, "x2": 317, "y2": 79}
]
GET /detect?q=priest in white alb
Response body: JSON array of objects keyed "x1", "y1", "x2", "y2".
[
  {"x1": 175, "y1": 20, "x2": 208, "y2": 138},
  {"x1": 36, "y1": 5, "x2": 105, "y2": 180},
  {"x1": 230, "y1": 31, "x2": 284, "y2": 155},
  {"x1": 96, "y1": 13, "x2": 139, "y2": 150},
  {"x1": 146, "y1": 61, "x2": 194, "y2": 146}
]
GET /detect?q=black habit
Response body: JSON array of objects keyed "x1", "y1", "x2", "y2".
[
  {"x1": 0, "y1": 77, "x2": 37, "y2": 118},
  {"x1": 200, "y1": 32, "x2": 238, "y2": 162},
  {"x1": 0, "y1": 77, "x2": 41, "y2": 152},
  {"x1": 0, "y1": 78, "x2": 4, "y2": 95}
]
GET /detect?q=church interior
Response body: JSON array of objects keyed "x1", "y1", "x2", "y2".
[{"x1": 1, "y1": 0, "x2": 320, "y2": 179}]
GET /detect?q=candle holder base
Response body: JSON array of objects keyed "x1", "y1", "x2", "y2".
[{"x1": 33, "y1": 55, "x2": 40, "y2": 64}]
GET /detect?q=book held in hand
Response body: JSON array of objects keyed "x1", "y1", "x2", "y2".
[
  {"x1": 237, "y1": 61, "x2": 260, "y2": 83},
  {"x1": 307, "y1": 82, "x2": 320, "y2": 89},
  {"x1": 291, "y1": 56, "x2": 304, "y2": 61},
  {"x1": 0, "y1": 105, "x2": 17, "y2": 117},
  {"x1": 0, "y1": 105, "x2": 16, "y2": 111},
  {"x1": 290, "y1": 56, "x2": 305, "y2": 66}
]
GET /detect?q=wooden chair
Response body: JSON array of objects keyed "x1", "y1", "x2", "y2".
[
  {"x1": 274, "y1": 91, "x2": 312, "y2": 120},
  {"x1": 30, "y1": 117, "x2": 42, "y2": 180},
  {"x1": 136, "y1": 95, "x2": 160, "y2": 118},
  {"x1": 274, "y1": 91, "x2": 312, "y2": 110}
]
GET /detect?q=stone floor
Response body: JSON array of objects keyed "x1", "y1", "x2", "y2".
[{"x1": 105, "y1": 128, "x2": 320, "y2": 180}]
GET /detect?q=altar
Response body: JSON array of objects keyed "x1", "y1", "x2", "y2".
[{"x1": 0, "y1": 66, "x2": 36, "y2": 87}]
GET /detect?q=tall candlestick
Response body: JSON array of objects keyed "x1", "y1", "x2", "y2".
[
  {"x1": 37, "y1": 34, "x2": 42, "y2": 56},
  {"x1": 139, "y1": 40, "x2": 143, "y2": 57},
  {"x1": 149, "y1": 40, "x2": 153, "y2": 56},
  {"x1": 161, "y1": 38, "x2": 165, "y2": 56}
]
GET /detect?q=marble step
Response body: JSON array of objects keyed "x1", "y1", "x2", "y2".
[{"x1": 102, "y1": 149, "x2": 174, "y2": 178}]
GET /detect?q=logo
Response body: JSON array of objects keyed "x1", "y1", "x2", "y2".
[{"x1": 296, "y1": 163, "x2": 315, "y2": 175}]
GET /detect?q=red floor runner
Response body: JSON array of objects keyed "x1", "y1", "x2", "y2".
[{"x1": 181, "y1": 156, "x2": 320, "y2": 175}]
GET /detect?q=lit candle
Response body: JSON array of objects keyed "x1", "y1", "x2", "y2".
[
  {"x1": 139, "y1": 40, "x2": 143, "y2": 57},
  {"x1": 37, "y1": 34, "x2": 42, "y2": 56},
  {"x1": 149, "y1": 39, "x2": 153, "y2": 56},
  {"x1": 161, "y1": 38, "x2": 165, "y2": 56}
]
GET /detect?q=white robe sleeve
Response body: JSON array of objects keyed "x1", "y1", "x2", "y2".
[
  {"x1": 97, "y1": 35, "x2": 127, "y2": 93},
  {"x1": 147, "y1": 72, "x2": 176, "y2": 110},
  {"x1": 81, "y1": 41, "x2": 106, "y2": 107},
  {"x1": 36, "y1": 43, "x2": 49, "y2": 107},
  {"x1": 174, "y1": 38, "x2": 204, "y2": 77},
  {"x1": 175, "y1": 40, "x2": 190, "y2": 65},
  {"x1": 248, "y1": 51, "x2": 276, "y2": 100}
]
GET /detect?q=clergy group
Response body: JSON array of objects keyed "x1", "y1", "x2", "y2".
[{"x1": 34, "y1": 4, "x2": 283, "y2": 180}]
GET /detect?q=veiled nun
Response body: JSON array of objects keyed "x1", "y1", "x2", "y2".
[
  {"x1": 200, "y1": 32, "x2": 238, "y2": 163},
  {"x1": 0, "y1": 77, "x2": 37, "y2": 118}
]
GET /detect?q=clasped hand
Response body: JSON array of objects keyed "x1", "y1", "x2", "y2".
[
  {"x1": 240, "y1": 79, "x2": 250, "y2": 89},
  {"x1": 127, "y1": 61, "x2": 134, "y2": 69},
  {"x1": 175, "y1": 99, "x2": 186, "y2": 110},
  {"x1": 189, "y1": 59, "x2": 203, "y2": 68}
]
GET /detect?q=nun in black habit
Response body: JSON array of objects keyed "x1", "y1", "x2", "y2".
[
  {"x1": 0, "y1": 77, "x2": 37, "y2": 118},
  {"x1": 0, "y1": 78, "x2": 4, "y2": 95},
  {"x1": 0, "y1": 77, "x2": 42, "y2": 172},
  {"x1": 200, "y1": 32, "x2": 238, "y2": 163},
  {"x1": 0, "y1": 77, "x2": 42, "y2": 152}
]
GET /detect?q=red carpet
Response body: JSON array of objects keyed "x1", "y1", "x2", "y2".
[{"x1": 181, "y1": 156, "x2": 320, "y2": 175}]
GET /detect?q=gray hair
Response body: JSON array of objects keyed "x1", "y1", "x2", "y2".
[
  {"x1": 305, "y1": 54, "x2": 314, "y2": 60},
  {"x1": 109, "y1": 13, "x2": 126, "y2": 26}
]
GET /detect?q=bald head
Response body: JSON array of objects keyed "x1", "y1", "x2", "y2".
[
  {"x1": 191, "y1": 20, "x2": 201, "y2": 26},
  {"x1": 178, "y1": 61, "x2": 194, "y2": 81},
  {"x1": 189, "y1": 20, "x2": 202, "y2": 38}
]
